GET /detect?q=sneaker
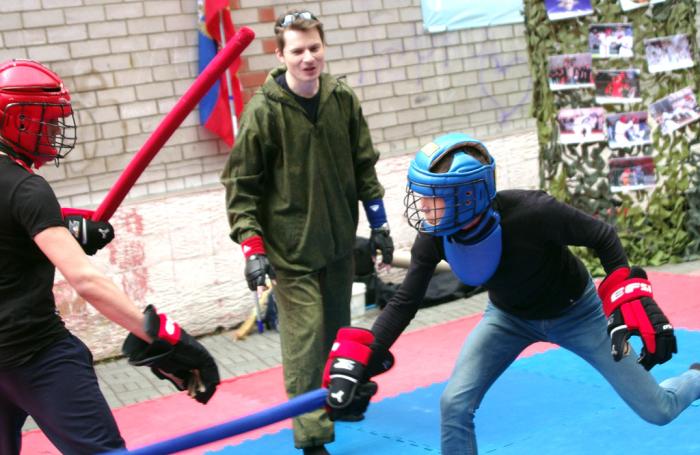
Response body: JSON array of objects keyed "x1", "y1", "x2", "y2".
[{"x1": 302, "y1": 445, "x2": 330, "y2": 455}]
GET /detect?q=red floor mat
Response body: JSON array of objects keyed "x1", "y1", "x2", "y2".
[{"x1": 21, "y1": 270, "x2": 700, "y2": 454}]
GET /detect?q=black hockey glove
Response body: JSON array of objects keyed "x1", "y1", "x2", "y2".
[
  {"x1": 608, "y1": 297, "x2": 677, "y2": 370},
  {"x1": 64, "y1": 215, "x2": 114, "y2": 255},
  {"x1": 244, "y1": 254, "x2": 276, "y2": 291},
  {"x1": 122, "y1": 305, "x2": 220, "y2": 404},
  {"x1": 369, "y1": 224, "x2": 394, "y2": 265}
]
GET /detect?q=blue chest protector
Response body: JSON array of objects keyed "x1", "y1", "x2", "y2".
[{"x1": 443, "y1": 214, "x2": 502, "y2": 287}]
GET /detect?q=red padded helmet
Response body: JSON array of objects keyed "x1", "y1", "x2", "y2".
[{"x1": 0, "y1": 59, "x2": 76, "y2": 168}]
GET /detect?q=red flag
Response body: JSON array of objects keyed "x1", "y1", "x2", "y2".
[
  {"x1": 199, "y1": 0, "x2": 243, "y2": 146},
  {"x1": 204, "y1": 0, "x2": 232, "y2": 42}
]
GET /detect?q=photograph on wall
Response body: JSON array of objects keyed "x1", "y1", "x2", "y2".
[
  {"x1": 608, "y1": 156, "x2": 656, "y2": 193},
  {"x1": 620, "y1": 0, "x2": 666, "y2": 12},
  {"x1": 556, "y1": 107, "x2": 606, "y2": 144},
  {"x1": 644, "y1": 34, "x2": 695, "y2": 73},
  {"x1": 648, "y1": 87, "x2": 700, "y2": 135},
  {"x1": 594, "y1": 69, "x2": 642, "y2": 104},
  {"x1": 545, "y1": 0, "x2": 593, "y2": 21},
  {"x1": 548, "y1": 53, "x2": 594, "y2": 91},
  {"x1": 606, "y1": 111, "x2": 651, "y2": 149},
  {"x1": 589, "y1": 24, "x2": 633, "y2": 59}
]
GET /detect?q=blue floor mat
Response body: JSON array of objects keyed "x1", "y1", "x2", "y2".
[{"x1": 210, "y1": 330, "x2": 700, "y2": 454}]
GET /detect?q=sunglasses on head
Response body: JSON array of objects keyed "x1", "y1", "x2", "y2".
[{"x1": 279, "y1": 11, "x2": 316, "y2": 27}]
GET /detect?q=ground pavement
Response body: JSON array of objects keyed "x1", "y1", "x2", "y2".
[{"x1": 21, "y1": 260, "x2": 700, "y2": 450}]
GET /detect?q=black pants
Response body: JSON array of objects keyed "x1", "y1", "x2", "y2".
[{"x1": 0, "y1": 334, "x2": 125, "y2": 454}]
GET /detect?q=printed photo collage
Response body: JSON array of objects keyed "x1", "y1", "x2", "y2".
[{"x1": 544, "y1": 0, "x2": 698, "y2": 192}]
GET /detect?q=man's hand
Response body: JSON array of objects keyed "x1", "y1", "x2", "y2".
[
  {"x1": 122, "y1": 305, "x2": 220, "y2": 404},
  {"x1": 62, "y1": 211, "x2": 114, "y2": 255},
  {"x1": 598, "y1": 266, "x2": 677, "y2": 370},
  {"x1": 363, "y1": 199, "x2": 393, "y2": 270},
  {"x1": 245, "y1": 254, "x2": 276, "y2": 291},
  {"x1": 369, "y1": 224, "x2": 394, "y2": 268},
  {"x1": 322, "y1": 327, "x2": 394, "y2": 421},
  {"x1": 241, "y1": 235, "x2": 276, "y2": 291}
]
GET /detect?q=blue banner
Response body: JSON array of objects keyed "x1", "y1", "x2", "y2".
[{"x1": 421, "y1": 0, "x2": 523, "y2": 33}]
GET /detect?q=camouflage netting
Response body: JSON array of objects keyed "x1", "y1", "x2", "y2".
[{"x1": 523, "y1": 0, "x2": 700, "y2": 275}]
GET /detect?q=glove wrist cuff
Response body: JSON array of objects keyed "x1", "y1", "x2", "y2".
[
  {"x1": 363, "y1": 199, "x2": 388, "y2": 229},
  {"x1": 602, "y1": 277, "x2": 653, "y2": 316},
  {"x1": 371, "y1": 222, "x2": 390, "y2": 233},
  {"x1": 241, "y1": 235, "x2": 266, "y2": 259},
  {"x1": 336, "y1": 327, "x2": 375, "y2": 345},
  {"x1": 61, "y1": 207, "x2": 95, "y2": 219},
  {"x1": 144, "y1": 305, "x2": 182, "y2": 345},
  {"x1": 597, "y1": 267, "x2": 630, "y2": 299}
]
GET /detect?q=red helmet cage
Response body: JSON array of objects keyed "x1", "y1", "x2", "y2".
[{"x1": 0, "y1": 59, "x2": 76, "y2": 168}]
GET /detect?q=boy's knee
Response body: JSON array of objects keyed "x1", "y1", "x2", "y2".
[
  {"x1": 440, "y1": 390, "x2": 473, "y2": 421},
  {"x1": 641, "y1": 410, "x2": 673, "y2": 426}
]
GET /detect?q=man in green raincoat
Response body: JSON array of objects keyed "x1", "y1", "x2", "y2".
[{"x1": 220, "y1": 9, "x2": 394, "y2": 455}]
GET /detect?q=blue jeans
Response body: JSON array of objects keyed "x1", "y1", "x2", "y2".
[{"x1": 440, "y1": 278, "x2": 700, "y2": 454}]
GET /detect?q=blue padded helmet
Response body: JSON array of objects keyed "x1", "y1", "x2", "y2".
[{"x1": 404, "y1": 132, "x2": 497, "y2": 237}]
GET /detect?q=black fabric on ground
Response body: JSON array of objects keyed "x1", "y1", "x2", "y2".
[{"x1": 354, "y1": 237, "x2": 481, "y2": 309}]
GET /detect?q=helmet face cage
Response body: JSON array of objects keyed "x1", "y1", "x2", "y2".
[
  {"x1": 404, "y1": 178, "x2": 491, "y2": 235},
  {"x1": 1, "y1": 101, "x2": 76, "y2": 166}
]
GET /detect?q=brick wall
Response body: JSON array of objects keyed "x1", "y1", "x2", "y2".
[
  {"x1": 0, "y1": 0, "x2": 542, "y2": 358},
  {"x1": 0, "y1": 0, "x2": 536, "y2": 208}
]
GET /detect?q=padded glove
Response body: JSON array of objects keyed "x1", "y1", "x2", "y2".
[
  {"x1": 369, "y1": 224, "x2": 394, "y2": 266},
  {"x1": 122, "y1": 305, "x2": 220, "y2": 404},
  {"x1": 245, "y1": 254, "x2": 276, "y2": 291},
  {"x1": 62, "y1": 208, "x2": 114, "y2": 255},
  {"x1": 241, "y1": 235, "x2": 276, "y2": 291},
  {"x1": 598, "y1": 266, "x2": 677, "y2": 370},
  {"x1": 322, "y1": 327, "x2": 394, "y2": 421}
]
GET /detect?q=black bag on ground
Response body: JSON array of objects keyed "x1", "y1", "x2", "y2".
[
  {"x1": 263, "y1": 291, "x2": 278, "y2": 331},
  {"x1": 353, "y1": 237, "x2": 482, "y2": 310},
  {"x1": 354, "y1": 237, "x2": 395, "y2": 308},
  {"x1": 422, "y1": 270, "x2": 481, "y2": 307}
]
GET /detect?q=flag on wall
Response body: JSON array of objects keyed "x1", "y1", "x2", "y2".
[{"x1": 197, "y1": 0, "x2": 243, "y2": 147}]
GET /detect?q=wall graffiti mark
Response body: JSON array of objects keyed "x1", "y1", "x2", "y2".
[
  {"x1": 53, "y1": 278, "x2": 88, "y2": 317},
  {"x1": 478, "y1": 52, "x2": 532, "y2": 123},
  {"x1": 109, "y1": 207, "x2": 150, "y2": 303}
]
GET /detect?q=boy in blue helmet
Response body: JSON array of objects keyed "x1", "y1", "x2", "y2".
[{"x1": 323, "y1": 132, "x2": 700, "y2": 454}]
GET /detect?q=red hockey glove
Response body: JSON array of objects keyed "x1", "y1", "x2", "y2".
[
  {"x1": 598, "y1": 266, "x2": 677, "y2": 370},
  {"x1": 122, "y1": 305, "x2": 220, "y2": 404},
  {"x1": 61, "y1": 208, "x2": 114, "y2": 255},
  {"x1": 322, "y1": 327, "x2": 394, "y2": 421}
]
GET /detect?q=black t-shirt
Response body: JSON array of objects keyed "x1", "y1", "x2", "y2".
[
  {"x1": 372, "y1": 189, "x2": 629, "y2": 350},
  {"x1": 275, "y1": 73, "x2": 321, "y2": 123},
  {"x1": 0, "y1": 155, "x2": 69, "y2": 368}
]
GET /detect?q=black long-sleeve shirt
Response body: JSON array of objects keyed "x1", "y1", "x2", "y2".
[{"x1": 372, "y1": 190, "x2": 628, "y2": 350}]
